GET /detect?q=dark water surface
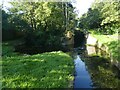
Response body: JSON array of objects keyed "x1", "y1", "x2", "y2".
[
  {"x1": 74, "y1": 55, "x2": 93, "y2": 88},
  {"x1": 73, "y1": 46, "x2": 120, "y2": 88}
]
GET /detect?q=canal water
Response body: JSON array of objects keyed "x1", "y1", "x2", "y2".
[
  {"x1": 74, "y1": 55, "x2": 93, "y2": 88},
  {"x1": 72, "y1": 46, "x2": 120, "y2": 88}
]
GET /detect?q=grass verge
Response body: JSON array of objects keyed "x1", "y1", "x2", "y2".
[
  {"x1": 2, "y1": 40, "x2": 74, "y2": 88},
  {"x1": 90, "y1": 31, "x2": 119, "y2": 62}
]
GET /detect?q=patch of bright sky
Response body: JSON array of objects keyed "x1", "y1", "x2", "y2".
[
  {"x1": 0, "y1": 0, "x2": 12, "y2": 12},
  {"x1": 72, "y1": 0, "x2": 95, "y2": 17},
  {"x1": 1, "y1": 0, "x2": 95, "y2": 17}
]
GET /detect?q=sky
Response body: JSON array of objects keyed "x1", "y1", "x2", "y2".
[
  {"x1": 72, "y1": 0, "x2": 95, "y2": 17},
  {"x1": 1, "y1": 0, "x2": 95, "y2": 17}
]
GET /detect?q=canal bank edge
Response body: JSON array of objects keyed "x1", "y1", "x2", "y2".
[{"x1": 86, "y1": 34, "x2": 120, "y2": 70}]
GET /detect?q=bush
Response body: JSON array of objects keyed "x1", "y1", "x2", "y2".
[{"x1": 16, "y1": 28, "x2": 64, "y2": 54}]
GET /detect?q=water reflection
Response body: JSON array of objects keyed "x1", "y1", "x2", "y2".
[
  {"x1": 74, "y1": 55, "x2": 93, "y2": 88},
  {"x1": 81, "y1": 46, "x2": 120, "y2": 88},
  {"x1": 69, "y1": 44, "x2": 120, "y2": 88}
]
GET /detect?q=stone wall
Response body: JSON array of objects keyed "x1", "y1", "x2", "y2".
[{"x1": 86, "y1": 34, "x2": 120, "y2": 70}]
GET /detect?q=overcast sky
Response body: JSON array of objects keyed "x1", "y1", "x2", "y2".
[{"x1": 1, "y1": 0, "x2": 95, "y2": 17}]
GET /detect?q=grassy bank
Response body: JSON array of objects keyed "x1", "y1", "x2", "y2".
[
  {"x1": 90, "y1": 31, "x2": 119, "y2": 62},
  {"x1": 2, "y1": 40, "x2": 74, "y2": 88}
]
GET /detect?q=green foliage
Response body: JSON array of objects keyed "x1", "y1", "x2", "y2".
[
  {"x1": 79, "y1": 0, "x2": 120, "y2": 34},
  {"x1": 91, "y1": 33, "x2": 119, "y2": 61},
  {"x1": 2, "y1": 39, "x2": 23, "y2": 56},
  {"x1": 7, "y1": 2, "x2": 76, "y2": 50},
  {"x1": 79, "y1": 8, "x2": 102, "y2": 29},
  {"x1": 2, "y1": 41, "x2": 74, "y2": 88},
  {"x1": 9, "y1": 2, "x2": 76, "y2": 32},
  {"x1": 2, "y1": 10, "x2": 10, "y2": 30},
  {"x1": 2, "y1": 9, "x2": 26, "y2": 41},
  {"x1": 107, "y1": 40, "x2": 119, "y2": 61},
  {"x1": 100, "y1": 1, "x2": 119, "y2": 26}
]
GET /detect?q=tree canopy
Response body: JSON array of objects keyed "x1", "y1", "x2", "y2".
[
  {"x1": 78, "y1": 0, "x2": 120, "y2": 34},
  {"x1": 2, "y1": 2, "x2": 77, "y2": 52}
]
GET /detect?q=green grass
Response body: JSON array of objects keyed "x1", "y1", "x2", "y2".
[
  {"x1": 90, "y1": 31, "x2": 117, "y2": 43},
  {"x1": 2, "y1": 40, "x2": 74, "y2": 88},
  {"x1": 90, "y1": 31, "x2": 119, "y2": 61}
]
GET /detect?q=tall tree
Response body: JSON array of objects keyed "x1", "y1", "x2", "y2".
[{"x1": 8, "y1": 2, "x2": 76, "y2": 49}]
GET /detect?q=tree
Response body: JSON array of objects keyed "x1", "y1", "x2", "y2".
[
  {"x1": 79, "y1": 0, "x2": 120, "y2": 34},
  {"x1": 8, "y1": 2, "x2": 76, "y2": 52},
  {"x1": 79, "y1": 8, "x2": 102, "y2": 29}
]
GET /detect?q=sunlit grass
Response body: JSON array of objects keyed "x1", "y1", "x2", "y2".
[
  {"x1": 90, "y1": 32, "x2": 119, "y2": 61},
  {"x1": 91, "y1": 33, "x2": 117, "y2": 43},
  {"x1": 2, "y1": 41, "x2": 74, "y2": 88}
]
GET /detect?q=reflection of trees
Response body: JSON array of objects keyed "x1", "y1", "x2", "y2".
[{"x1": 80, "y1": 50, "x2": 120, "y2": 88}]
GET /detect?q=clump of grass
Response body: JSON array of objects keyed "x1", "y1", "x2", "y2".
[{"x1": 2, "y1": 41, "x2": 74, "y2": 88}]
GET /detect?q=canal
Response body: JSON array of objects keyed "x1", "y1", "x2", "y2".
[{"x1": 72, "y1": 46, "x2": 120, "y2": 88}]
